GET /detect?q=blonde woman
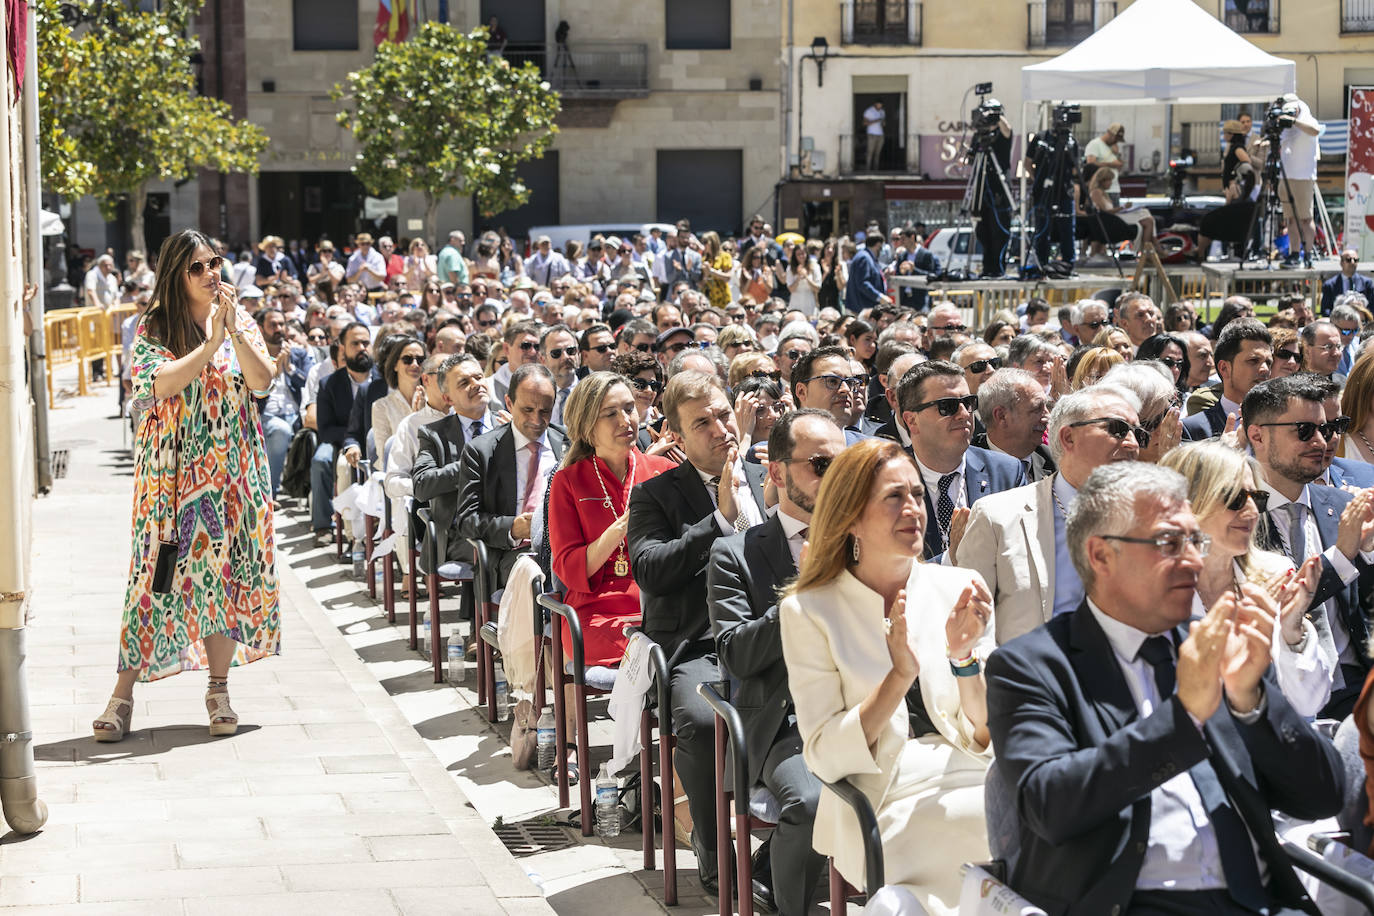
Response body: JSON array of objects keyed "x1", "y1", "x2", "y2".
[
  {"x1": 780, "y1": 439, "x2": 993, "y2": 915},
  {"x1": 1070, "y1": 346, "x2": 1124, "y2": 389},
  {"x1": 1091, "y1": 325, "x2": 1134, "y2": 362},
  {"x1": 1159, "y1": 442, "x2": 1331, "y2": 716},
  {"x1": 700, "y1": 231, "x2": 733, "y2": 310}
]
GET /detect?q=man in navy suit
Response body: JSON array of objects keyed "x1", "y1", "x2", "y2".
[
  {"x1": 790, "y1": 345, "x2": 871, "y2": 446},
  {"x1": 987, "y1": 462, "x2": 1343, "y2": 916},
  {"x1": 1181, "y1": 318, "x2": 1271, "y2": 441},
  {"x1": 1244, "y1": 374, "x2": 1374, "y2": 717},
  {"x1": 1320, "y1": 248, "x2": 1374, "y2": 314},
  {"x1": 843, "y1": 232, "x2": 890, "y2": 314},
  {"x1": 898, "y1": 360, "x2": 1024, "y2": 559},
  {"x1": 311, "y1": 321, "x2": 377, "y2": 544}
]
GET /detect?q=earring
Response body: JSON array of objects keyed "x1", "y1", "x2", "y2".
[{"x1": 851, "y1": 537, "x2": 861, "y2": 563}]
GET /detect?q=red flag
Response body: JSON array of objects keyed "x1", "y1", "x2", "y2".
[{"x1": 374, "y1": 0, "x2": 409, "y2": 46}]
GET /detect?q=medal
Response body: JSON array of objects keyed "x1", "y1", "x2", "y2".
[
  {"x1": 614, "y1": 554, "x2": 629, "y2": 577},
  {"x1": 594, "y1": 452, "x2": 635, "y2": 579}
]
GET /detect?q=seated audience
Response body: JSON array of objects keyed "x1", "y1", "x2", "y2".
[
  {"x1": 972, "y1": 368, "x2": 1055, "y2": 481},
  {"x1": 1182, "y1": 318, "x2": 1272, "y2": 441}
]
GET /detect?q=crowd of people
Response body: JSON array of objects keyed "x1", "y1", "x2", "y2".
[{"x1": 96, "y1": 217, "x2": 1374, "y2": 916}]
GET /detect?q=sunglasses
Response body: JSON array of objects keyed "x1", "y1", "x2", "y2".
[
  {"x1": 587, "y1": 343, "x2": 614, "y2": 354},
  {"x1": 1080, "y1": 319, "x2": 1109, "y2": 330},
  {"x1": 517, "y1": 341, "x2": 539, "y2": 352},
  {"x1": 1343, "y1": 256, "x2": 1359, "y2": 263},
  {"x1": 1156, "y1": 356, "x2": 1184, "y2": 370},
  {"x1": 399, "y1": 354, "x2": 423, "y2": 366},
  {"x1": 784, "y1": 348, "x2": 808, "y2": 361},
  {"x1": 1067, "y1": 416, "x2": 1150, "y2": 448},
  {"x1": 930, "y1": 323, "x2": 968, "y2": 334},
  {"x1": 1258, "y1": 417, "x2": 1351, "y2": 441},
  {"x1": 965, "y1": 357, "x2": 1003, "y2": 374},
  {"x1": 806, "y1": 374, "x2": 867, "y2": 392},
  {"x1": 477, "y1": 318, "x2": 497, "y2": 328},
  {"x1": 786, "y1": 455, "x2": 833, "y2": 477},
  {"x1": 629, "y1": 376, "x2": 663, "y2": 393},
  {"x1": 633, "y1": 342, "x2": 653, "y2": 353},
  {"x1": 545, "y1": 347, "x2": 576, "y2": 359},
  {"x1": 1339, "y1": 326, "x2": 1359, "y2": 338},
  {"x1": 1273, "y1": 347, "x2": 1300, "y2": 362},
  {"x1": 911, "y1": 394, "x2": 979, "y2": 417},
  {"x1": 186, "y1": 256, "x2": 225, "y2": 276},
  {"x1": 307, "y1": 333, "x2": 328, "y2": 343},
  {"x1": 1224, "y1": 487, "x2": 1270, "y2": 513},
  {"x1": 751, "y1": 370, "x2": 782, "y2": 381}
]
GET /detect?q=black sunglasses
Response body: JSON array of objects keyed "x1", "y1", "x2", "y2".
[
  {"x1": 786, "y1": 455, "x2": 833, "y2": 477},
  {"x1": 784, "y1": 348, "x2": 808, "y2": 361},
  {"x1": 1224, "y1": 488, "x2": 1270, "y2": 513},
  {"x1": 632, "y1": 342, "x2": 653, "y2": 353},
  {"x1": 186, "y1": 255, "x2": 225, "y2": 276},
  {"x1": 911, "y1": 394, "x2": 979, "y2": 417},
  {"x1": 586, "y1": 343, "x2": 614, "y2": 354},
  {"x1": 1067, "y1": 416, "x2": 1150, "y2": 449},
  {"x1": 1343, "y1": 256, "x2": 1359, "y2": 263},
  {"x1": 545, "y1": 347, "x2": 577, "y2": 359},
  {"x1": 931, "y1": 323, "x2": 968, "y2": 334},
  {"x1": 629, "y1": 376, "x2": 663, "y2": 393},
  {"x1": 1273, "y1": 347, "x2": 1299, "y2": 362},
  {"x1": 1258, "y1": 417, "x2": 1351, "y2": 441},
  {"x1": 965, "y1": 357, "x2": 1003, "y2": 374},
  {"x1": 517, "y1": 340, "x2": 539, "y2": 352},
  {"x1": 1156, "y1": 356, "x2": 1184, "y2": 370},
  {"x1": 478, "y1": 318, "x2": 497, "y2": 327},
  {"x1": 399, "y1": 354, "x2": 423, "y2": 366},
  {"x1": 1081, "y1": 319, "x2": 1109, "y2": 330}
]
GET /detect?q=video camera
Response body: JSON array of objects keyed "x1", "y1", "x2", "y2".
[
  {"x1": 1263, "y1": 96, "x2": 1299, "y2": 138},
  {"x1": 1052, "y1": 103, "x2": 1082, "y2": 129}
]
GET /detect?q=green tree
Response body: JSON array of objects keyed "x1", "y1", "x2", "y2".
[
  {"x1": 35, "y1": 0, "x2": 268, "y2": 253},
  {"x1": 333, "y1": 23, "x2": 560, "y2": 242}
]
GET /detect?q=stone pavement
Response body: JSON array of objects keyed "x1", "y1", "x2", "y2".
[{"x1": 1, "y1": 383, "x2": 555, "y2": 914}]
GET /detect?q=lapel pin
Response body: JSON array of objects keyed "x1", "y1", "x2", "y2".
[
  {"x1": 980, "y1": 480, "x2": 988, "y2": 491},
  {"x1": 1328, "y1": 507, "x2": 1334, "y2": 517}
]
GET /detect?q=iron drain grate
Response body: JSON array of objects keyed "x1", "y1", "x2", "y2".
[
  {"x1": 51, "y1": 449, "x2": 69, "y2": 479},
  {"x1": 493, "y1": 821, "x2": 575, "y2": 857}
]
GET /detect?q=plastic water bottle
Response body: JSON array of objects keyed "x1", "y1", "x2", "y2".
[
  {"x1": 423, "y1": 611, "x2": 431, "y2": 651},
  {"x1": 493, "y1": 662, "x2": 509, "y2": 722},
  {"x1": 536, "y1": 707, "x2": 556, "y2": 771},
  {"x1": 446, "y1": 630, "x2": 465, "y2": 684},
  {"x1": 595, "y1": 763, "x2": 620, "y2": 838},
  {"x1": 350, "y1": 542, "x2": 365, "y2": 580}
]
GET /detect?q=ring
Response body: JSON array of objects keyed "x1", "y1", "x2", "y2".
[{"x1": 883, "y1": 617, "x2": 894, "y2": 635}]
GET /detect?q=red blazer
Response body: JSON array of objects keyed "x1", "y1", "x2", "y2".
[{"x1": 549, "y1": 449, "x2": 675, "y2": 667}]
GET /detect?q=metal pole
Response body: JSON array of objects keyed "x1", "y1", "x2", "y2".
[
  {"x1": 214, "y1": 0, "x2": 227, "y2": 240},
  {"x1": 23, "y1": 8, "x2": 50, "y2": 493}
]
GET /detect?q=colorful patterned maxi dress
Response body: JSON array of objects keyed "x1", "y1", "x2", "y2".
[{"x1": 121, "y1": 309, "x2": 281, "y2": 681}]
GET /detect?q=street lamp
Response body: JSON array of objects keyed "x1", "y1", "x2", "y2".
[{"x1": 808, "y1": 36, "x2": 830, "y2": 88}]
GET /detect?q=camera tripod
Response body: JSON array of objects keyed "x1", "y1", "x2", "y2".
[
  {"x1": 955, "y1": 134, "x2": 1018, "y2": 279},
  {"x1": 553, "y1": 40, "x2": 581, "y2": 89},
  {"x1": 1238, "y1": 137, "x2": 1337, "y2": 268}
]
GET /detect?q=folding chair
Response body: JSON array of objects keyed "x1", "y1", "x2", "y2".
[
  {"x1": 411, "y1": 507, "x2": 472, "y2": 683},
  {"x1": 627, "y1": 626, "x2": 678, "y2": 906},
  {"x1": 825, "y1": 776, "x2": 885, "y2": 913},
  {"x1": 470, "y1": 538, "x2": 497, "y2": 714}
]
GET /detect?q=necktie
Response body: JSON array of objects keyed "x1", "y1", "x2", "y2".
[
  {"x1": 470, "y1": 419, "x2": 483, "y2": 441},
  {"x1": 1287, "y1": 502, "x2": 1307, "y2": 565},
  {"x1": 1136, "y1": 635, "x2": 1269, "y2": 910},
  {"x1": 1022, "y1": 458, "x2": 1032, "y2": 481},
  {"x1": 709, "y1": 475, "x2": 752, "y2": 531},
  {"x1": 521, "y1": 441, "x2": 541, "y2": 515},
  {"x1": 936, "y1": 472, "x2": 958, "y2": 548},
  {"x1": 555, "y1": 387, "x2": 570, "y2": 425}
]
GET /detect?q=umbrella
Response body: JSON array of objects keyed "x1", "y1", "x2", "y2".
[{"x1": 775, "y1": 232, "x2": 805, "y2": 246}]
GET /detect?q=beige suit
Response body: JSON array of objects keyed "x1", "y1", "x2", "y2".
[
  {"x1": 954, "y1": 476, "x2": 1057, "y2": 645},
  {"x1": 779, "y1": 564, "x2": 993, "y2": 916}
]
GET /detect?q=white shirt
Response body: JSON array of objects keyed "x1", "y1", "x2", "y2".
[
  {"x1": 862, "y1": 105, "x2": 884, "y2": 136},
  {"x1": 84, "y1": 266, "x2": 119, "y2": 308},
  {"x1": 1279, "y1": 100, "x2": 1320, "y2": 181},
  {"x1": 346, "y1": 248, "x2": 387, "y2": 290},
  {"x1": 302, "y1": 360, "x2": 335, "y2": 409},
  {"x1": 1085, "y1": 599, "x2": 1258, "y2": 892},
  {"x1": 383, "y1": 403, "x2": 448, "y2": 500},
  {"x1": 1085, "y1": 136, "x2": 1122, "y2": 196},
  {"x1": 526, "y1": 250, "x2": 570, "y2": 287},
  {"x1": 1052, "y1": 475, "x2": 1087, "y2": 616},
  {"x1": 914, "y1": 453, "x2": 967, "y2": 547},
  {"x1": 696, "y1": 461, "x2": 764, "y2": 534},
  {"x1": 777, "y1": 506, "x2": 809, "y2": 567}
]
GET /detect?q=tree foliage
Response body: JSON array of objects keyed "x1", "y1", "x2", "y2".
[
  {"x1": 35, "y1": 0, "x2": 268, "y2": 243},
  {"x1": 333, "y1": 23, "x2": 561, "y2": 238}
]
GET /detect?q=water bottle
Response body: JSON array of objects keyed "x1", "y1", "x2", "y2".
[
  {"x1": 423, "y1": 611, "x2": 431, "y2": 651},
  {"x1": 350, "y1": 542, "x2": 364, "y2": 580},
  {"x1": 535, "y1": 707, "x2": 556, "y2": 771},
  {"x1": 493, "y1": 662, "x2": 509, "y2": 722},
  {"x1": 446, "y1": 630, "x2": 465, "y2": 684},
  {"x1": 594, "y1": 763, "x2": 620, "y2": 838}
]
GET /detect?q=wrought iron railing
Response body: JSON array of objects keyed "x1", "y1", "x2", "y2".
[
  {"x1": 1343, "y1": 0, "x2": 1374, "y2": 30},
  {"x1": 840, "y1": 0, "x2": 923, "y2": 45},
  {"x1": 1027, "y1": 0, "x2": 1116, "y2": 48},
  {"x1": 499, "y1": 41, "x2": 648, "y2": 98},
  {"x1": 1223, "y1": 1, "x2": 1279, "y2": 33}
]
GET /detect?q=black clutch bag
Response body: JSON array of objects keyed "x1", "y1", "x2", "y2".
[
  {"x1": 151, "y1": 539, "x2": 178, "y2": 593},
  {"x1": 149, "y1": 405, "x2": 181, "y2": 594}
]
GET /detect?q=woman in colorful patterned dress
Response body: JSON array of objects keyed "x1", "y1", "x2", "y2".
[{"x1": 93, "y1": 229, "x2": 280, "y2": 742}]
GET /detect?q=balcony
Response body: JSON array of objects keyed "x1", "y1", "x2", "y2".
[
  {"x1": 1028, "y1": 0, "x2": 1116, "y2": 48},
  {"x1": 841, "y1": 0, "x2": 923, "y2": 45},
  {"x1": 1223, "y1": 0, "x2": 1278, "y2": 33},
  {"x1": 839, "y1": 133, "x2": 918, "y2": 174},
  {"x1": 1181, "y1": 122, "x2": 1224, "y2": 166},
  {"x1": 1343, "y1": 0, "x2": 1374, "y2": 31},
  {"x1": 500, "y1": 42, "x2": 649, "y2": 99}
]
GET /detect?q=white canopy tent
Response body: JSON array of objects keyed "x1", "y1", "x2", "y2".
[{"x1": 1021, "y1": 0, "x2": 1295, "y2": 105}]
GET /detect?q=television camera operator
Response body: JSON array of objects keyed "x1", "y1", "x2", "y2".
[
  {"x1": 969, "y1": 92, "x2": 1014, "y2": 278},
  {"x1": 1026, "y1": 103, "x2": 1082, "y2": 275},
  {"x1": 1275, "y1": 93, "x2": 1321, "y2": 265}
]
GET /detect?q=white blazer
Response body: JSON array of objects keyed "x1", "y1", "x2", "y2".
[
  {"x1": 954, "y1": 476, "x2": 1056, "y2": 645},
  {"x1": 779, "y1": 563, "x2": 994, "y2": 884}
]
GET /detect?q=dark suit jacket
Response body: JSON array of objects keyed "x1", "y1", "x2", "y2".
[
  {"x1": 1321, "y1": 271, "x2": 1374, "y2": 314},
  {"x1": 411, "y1": 413, "x2": 486, "y2": 567},
  {"x1": 628, "y1": 459, "x2": 768, "y2": 661},
  {"x1": 844, "y1": 248, "x2": 885, "y2": 314},
  {"x1": 971, "y1": 432, "x2": 1057, "y2": 482},
  {"x1": 921, "y1": 445, "x2": 1026, "y2": 559},
  {"x1": 454, "y1": 423, "x2": 568, "y2": 592},
  {"x1": 1330, "y1": 456, "x2": 1374, "y2": 489},
  {"x1": 1180, "y1": 400, "x2": 1227, "y2": 441},
  {"x1": 316, "y1": 367, "x2": 379, "y2": 449},
  {"x1": 344, "y1": 376, "x2": 389, "y2": 455},
  {"x1": 986, "y1": 602, "x2": 1343, "y2": 916},
  {"x1": 709, "y1": 514, "x2": 797, "y2": 787}
]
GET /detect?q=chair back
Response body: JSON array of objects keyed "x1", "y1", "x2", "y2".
[
  {"x1": 1334, "y1": 716, "x2": 1373, "y2": 854},
  {"x1": 983, "y1": 758, "x2": 1021, "y2": 870}
]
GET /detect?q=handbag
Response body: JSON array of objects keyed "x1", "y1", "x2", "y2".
[{"x1": 149, "y1": 404, "x2": 182, "y2": 594}]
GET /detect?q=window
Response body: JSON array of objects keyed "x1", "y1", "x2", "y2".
[
  {"x1": 1223, "y1": 0, "x2": 1277, "y2": 33},
  {"x1": 293, "y1": 0, "x2": 359, "y2": 51},
  {"x1": 657, "y1": 150, "x2": 743, "y2": 235},
  {"x1": 666, "y1": 0, "x2": 731, "y2": 50}
]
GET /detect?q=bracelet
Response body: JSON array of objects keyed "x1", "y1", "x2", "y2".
[
  {"x1": 950, "y1": 657, "x2": 981, "y2": 678},
  {"x1": 947, "y1": 650, "x2": 975, "y2": 666}
]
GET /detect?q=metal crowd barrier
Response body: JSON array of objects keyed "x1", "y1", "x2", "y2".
[{"x1": 41, "y1": 304, "x2": 137, "y2": 407}]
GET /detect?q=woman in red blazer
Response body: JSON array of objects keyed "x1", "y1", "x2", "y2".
[{"x1": 548, "y1": 371, "x2": 676, "y2": 667}]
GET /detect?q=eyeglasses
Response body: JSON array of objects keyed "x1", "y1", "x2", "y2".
[
  {"x1": 586, "y1": 343, "x2": 614, "y2": 354},
  {"x1": 629, "y1": 376, "x2": 663, "y2": 393},
  {"x1": 1338, "y1": 326, "x2": 1360, "y2": 338},
  {"x1": 964, "y1": 357, "x2": 1003, "y2": 374},
  {"x1": 186, "y1": 256, "x2": 225, "y2": 276},
  {"x1": 1101, "y1": 530, "x2": 1211, "y2": 559},
  {"x1": 1156, "y1": 356, "x2": 1184, "y2": 370},
  {"x1": 1067, "y1": 416, "x2": 1150, "y2": 448},
  {"x1": 1224, "y1": 488, "x2": 1270, "y2": 513},
  {"x1": 805, "y1": 374, "x2": 867, "y2": 392},
  {"x1": 1343, "y1": 256, "x2": 1359, "y2": 263},
  {"x1": 517, "y1": 340, "x2": 540, "y2": 352},
  {"x1": 1273, "y1": 347, "x2": 1299, "y2": 362},
  {"x1": 632, "y1": 342, "x2": 653, "y2": 353},
  {"x1": 477, "y1": 318, "x2": 497, "y2": 327},
  {"x1": 930, "y1": 323, "x2": 968, "y2": 334},
  {"x1": 456, "y1": 293, "x2": 473, "y2": 301},
  {"x1": 545, "y1": 347, "x2": 576, "y2": 359},
  {"x1": 783, "y1": 348, "x2": 808, "y2": 361},
  {"x1": 911, "y1": 394, "x2": 979, "y2": 417},
  {"x1": 785, "y1": 455, "x2": 833, "y2": 477},
  {"x1": 307, "y1": 333, "x2": 328, "y2": 343},
  {"x1": 1080, "y1": 319, "x2": 1109, "y2": 330},
  {"x1": 1316, "y1": 343, "x2": 1343, "y2": 354},
  {"x1": 399, "y1": 354, "x2": 423, "y2": 366},
  {"x1": 1258, "y1": 417, "x2": 1351, "y2": 441}
]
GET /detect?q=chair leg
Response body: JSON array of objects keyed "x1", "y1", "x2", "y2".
[
  {"x1": 533, "y1": 637, "x2": 547, "y2": 719},
  {"x1": 735, "y1": 806, "x2": 753, "y2": 916},
  {"x1": 662, "y1": 733, "x2": 677, "y2": 905},
  {"x1": 829, "y1": 860, "x2": 843, "y2": 914},
  {"x1": 364, "y1": 515, "x2": 377, "y2": 599},
  {"x1": 575, "y1": 678, "x2": 592, "y2": 838},
  {"x1": 407, "y1": 547, "x2": 418, "y2": 632},
  {"x1": 383, "y1": 544, "x2": 395, "y2": 625},
  {"x1": 552, "y1": 621, "x2": 569, "y2": 809},
  {"x1": 714, "y1": 719, "x2": 731, "y2": 916},
  {"x1": 640, "y1": 708, "x2": 654, "y2": 872},
  {"x1": 476, "y1": 601, "x2": 488, "y2": 708},
  {"x1": 483, "y1": 605, "x2": 497, "y2": 723},
  {"x1": 333, "y1": 512, "x2": 344, "y2": 560}
]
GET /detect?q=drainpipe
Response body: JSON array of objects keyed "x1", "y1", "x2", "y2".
[
  {"x1": 23, "y1": 6, "x2": 48, "y2": 495},
  {"x1": 0, "y1": 0, "x2": 48, "y2": 837}
]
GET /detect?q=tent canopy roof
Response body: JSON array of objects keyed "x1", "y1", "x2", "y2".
[{"x1": 1021, "y1": 0, "x2": 1296, "y2": 105}]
